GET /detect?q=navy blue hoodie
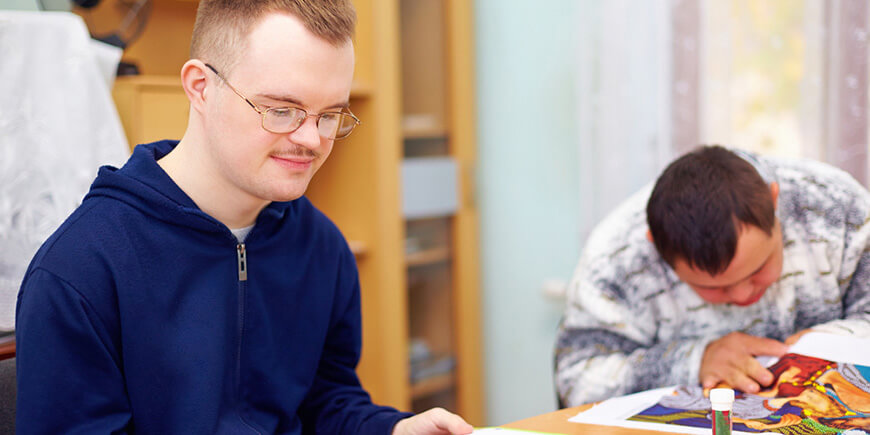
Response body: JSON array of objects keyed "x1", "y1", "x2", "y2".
[{"x1": 16, "y1": 140, "x2": 411, "y2": 434}]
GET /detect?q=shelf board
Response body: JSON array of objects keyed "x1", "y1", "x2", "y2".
[
  {"x1": 350, "y1": 81, "x2": 373, "y2": 98},
  {"x1": 406, "y1": 247, "x2": 450, "y2": 267},
  {"x1": 403, "y1": 127, "x2": 449, "y2": 140},
  {"x1": 410, "y1": 372, "x2": 455, "y2": 399},
  {"x1": 114, "y1": 76, "x2": 372, "y2": 98},
  {"x1": 114, "y1": 75, "x2": 181, "y2": 88}
]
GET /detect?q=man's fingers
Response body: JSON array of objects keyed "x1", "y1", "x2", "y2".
[
  {"x1": 727, "y1": 371, "x2": 761, "y2": 394},
  {"x1": 428, "y1": 408, "x2": 473, "y2": 434},
  {"x1": 741, "y1": 357, "x2": 775, "y2": 387},
  {"x1": 700, "y1": 373, "x2": 720, "y2": 389},
  {"x1": 700, "y1": 332, "x2": 788, "y2": 395},
  {"x1": 745, "y1": 336, "x2": 789, "y2": 357},
  {"x1": 440, "y1": 419, "x2": 473, "y2": 435}
]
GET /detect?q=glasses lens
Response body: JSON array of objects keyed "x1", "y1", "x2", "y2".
[
  {"x1": 263, "y1": 107, "x2": 306, "y2": 133},
  {"x1": 316, "y1": 113, "x2": 358, "y2": 139},
  {"x1": 263, "y1": 108, "x2": 358, "y2": 139},
  {"x1": 317, "y1": 113, "x2": 342, "y2": 139},
  {"x1": 333, "y1": 113, "x2": 359, "y2": 139}
]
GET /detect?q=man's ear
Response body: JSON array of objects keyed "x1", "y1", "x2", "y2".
[
  {"x1": 770, "y1": 181, "x2": 779, "y2": 209},
  {"x1": 646, "y1": 229, "x2": 654, "y2": 243},
  {"x1": 180, "y1": 60, "x2": 210, "y2": 114}
]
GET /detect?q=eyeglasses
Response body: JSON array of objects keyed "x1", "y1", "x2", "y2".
[{"x1": 204, "y1": 63, "x2": 360, "y2": 140}]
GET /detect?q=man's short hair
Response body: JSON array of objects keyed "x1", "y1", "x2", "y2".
[
  {"x1": 190, "y1": 0, "x2": 357, "y2": 74},
  {"x1": 646, "y1": 145, "x2": 775, "y2": 275}
]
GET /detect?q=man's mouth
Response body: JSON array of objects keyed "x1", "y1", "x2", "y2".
[{"x1": 271, "y1": 155, "x2": 313, "y2": 169}]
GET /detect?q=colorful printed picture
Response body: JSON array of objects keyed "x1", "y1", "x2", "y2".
[{"x1": 628, "y1": 353, "x2": 870, "y2": 433}]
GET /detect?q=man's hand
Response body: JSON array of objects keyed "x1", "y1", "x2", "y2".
[
  {"x1": 699, "y1": 332, "x2": 788, "y2": 393},
  {"x1": 392, "y1": 408, "x2": 473, "y2": 435}
]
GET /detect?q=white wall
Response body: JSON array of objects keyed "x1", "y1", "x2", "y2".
[{"x1": 475, "y1": 0, "x2": 582, "y2": 425}]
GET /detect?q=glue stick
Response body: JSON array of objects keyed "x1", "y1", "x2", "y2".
[{"x1": 710, "y1": 388, "x2": 735, "y2": 435}]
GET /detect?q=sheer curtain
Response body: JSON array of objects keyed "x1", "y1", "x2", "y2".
[
  {"x1": 699, "y1": 0, "x2": 868, "y2": 184},
  {"x1": 575, "y1": 0, "x2": 673, "y2": 243},
  {"x1": 0, "y1": 12, "x2": 129, "y2": 331},
  {"x1": 577, "y1": 0, "x2": 870, "y2": 245}
]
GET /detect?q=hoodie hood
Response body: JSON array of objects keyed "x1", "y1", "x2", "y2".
[{"x1": 84, "y1": 140, "x2": 290, "y2": 236}]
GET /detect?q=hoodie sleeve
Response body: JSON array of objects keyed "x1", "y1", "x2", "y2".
[
  {"x1": 16, "y1": 267, "x2": 132, "y2": 434},
  {"x1": 297, "y1": 245, "x2": 413, "y2": 434}
]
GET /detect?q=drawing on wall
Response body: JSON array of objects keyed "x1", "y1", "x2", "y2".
[{"x1": 627, "y1": 353, "x2": 870, "y2": 433}]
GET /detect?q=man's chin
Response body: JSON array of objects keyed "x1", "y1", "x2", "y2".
[
  {"x1": 264, "y1": 176, "x2": 315, "y2": 201},
  {"x1": 270, "y1": 190, "x2": 307, "y2": 202},
  {"x1": 733, "y1": 290, "x2": 766, "y2": 307},
  {"x1": 262, "y1": 183, "x2": 310, "y2": 203}
]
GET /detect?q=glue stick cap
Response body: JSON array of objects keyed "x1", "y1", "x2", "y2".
[{"x1": 710, "y1": 388, "x2": 735, "y2": 411}]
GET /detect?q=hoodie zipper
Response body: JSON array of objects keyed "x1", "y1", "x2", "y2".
[
  {"x1": 235, "y1": 242, "x2": 260, "y2": 433},
  {"x1": 237, "y1": 244, "x2": 248, "y2": 281}
]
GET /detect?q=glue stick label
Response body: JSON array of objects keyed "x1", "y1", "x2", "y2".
[{"x1": 712, "y1": 409, "x2": 732, "y2": 435}]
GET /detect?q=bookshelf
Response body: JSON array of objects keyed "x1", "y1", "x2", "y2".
[
  {"x1": 80, "y1": 0, "x2": 483, "y2": 425},
  {"x1": 398, "y1": 0, "x2": 482, "y2": 422}
]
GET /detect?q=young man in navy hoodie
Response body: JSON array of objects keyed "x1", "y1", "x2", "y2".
[{"x1": 15, "y1": 1, "x2": 473, "y2": 433}]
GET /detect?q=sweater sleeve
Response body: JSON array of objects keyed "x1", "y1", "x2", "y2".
[
  {"x1": 812, "y1": 181, "x2": 870, "y2": 337},
  {"x1": 554, "y1": 263, "x2": 715, "y2": 407},
  {"x1": 15, "y1": 267, "x2": 132, "y2": 434},
  {"x1": 298, "y1": 246, "x2": 413, "y2": 434}
]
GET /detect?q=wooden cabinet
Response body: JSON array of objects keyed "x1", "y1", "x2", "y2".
[
  {"x1": 112, "y1": 76, "x2": 189, "y2": 147},
  {"x1": 83, "y1": 0, "x2": 483, "y2": 425}
]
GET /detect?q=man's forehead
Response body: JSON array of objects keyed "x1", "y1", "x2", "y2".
[
  {"x1": 246, "y1": 12, "x2": 353, "y2": 52},
  {"x1": 676, "y1": 224, "x2": 778, "y2": 287},
  {"x1": 231, "y1": 14, "x2": 355, "y2": 109}
]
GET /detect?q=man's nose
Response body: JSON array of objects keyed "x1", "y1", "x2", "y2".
[{"x1": 289, "y1": 115, "x2": 321, "y2": 149}]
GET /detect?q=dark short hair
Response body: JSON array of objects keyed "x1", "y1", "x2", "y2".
[{"x1": 646, "y1": 145, "x2": 775, "y2": 275}]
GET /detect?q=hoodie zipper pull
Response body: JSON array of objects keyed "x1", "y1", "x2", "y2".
[{"x1": 237, "y1": 243, "x2": 248, "y2": 281}]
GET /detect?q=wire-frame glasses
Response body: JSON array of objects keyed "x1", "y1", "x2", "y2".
[{"x1": 205, "y1": 63, "x2": 360, "y2": 140}]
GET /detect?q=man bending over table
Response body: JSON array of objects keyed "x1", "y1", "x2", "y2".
[{"x1": 555, "y1": 145, "x2": 870, "y2": 406}]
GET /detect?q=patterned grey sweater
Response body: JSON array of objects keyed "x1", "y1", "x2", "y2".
[{"x1": 555, "y1": 153, "x2": 870, "y2": 407}]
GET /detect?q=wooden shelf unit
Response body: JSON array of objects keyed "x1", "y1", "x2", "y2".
[
  {"x1": 402, "y1": 127, "x2": 450, "y2": 141},
  {"x1": 410, "y1": 372, "x2": 455, "y2": 399},
  {"x1": 85, "y1": 0, "x2": 483, "y2": 425},
  {"x1": 406, "y1": 247, "x2": 451, "y2": 268},
  {"x1": 398, "y1": 0, "x2": 483, "y2": 423}
]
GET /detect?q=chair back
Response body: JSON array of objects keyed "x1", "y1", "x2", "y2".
[{"x1": 0, "y1": 358, "x2": 15, "y2": 433}]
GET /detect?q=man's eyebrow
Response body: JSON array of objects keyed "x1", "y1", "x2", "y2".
[{"x1": 256, "y1": 93, "x2": 349, "y2": 110}]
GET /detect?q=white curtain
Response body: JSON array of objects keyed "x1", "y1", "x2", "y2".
[
  {"x1": 577, "y1": 0, "x2": 870, "y2": 246},
  {"x1": 699, "y1": 0, "x2": 868, "y2": 184},
  {"x1": 575, "y1": 0, "x2": 674, "y2": 244},
  {"x1": 0, "y1": 11, "x2": 129, "y2": 331}
]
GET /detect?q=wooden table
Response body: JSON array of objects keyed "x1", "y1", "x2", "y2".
[
  {"x1": 503, "y1": 404, "x2": 679, "y2": 434},
  {"x1": 0, "y1": 337, "x2": 14, "y2": 361}
]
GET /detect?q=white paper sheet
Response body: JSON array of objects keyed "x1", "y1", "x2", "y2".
[
  {"x1": 472, "y1": 428, "x2": 561, "y2": 434},
  {"x1": 568, "y1": 387, "x2": 774, "y2": 434},
  {"x1": 786, "y1": 332, "x2": 870, "y2": 365}
]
